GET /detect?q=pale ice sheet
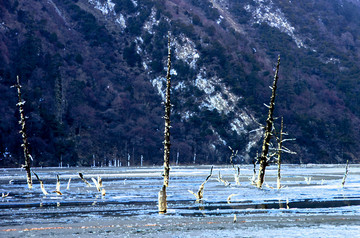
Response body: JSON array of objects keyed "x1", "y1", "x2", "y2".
[{"x1": 0, "y1": 164, "x2": 359, "y2": 237}]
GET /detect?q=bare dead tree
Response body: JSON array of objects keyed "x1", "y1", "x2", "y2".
[
  {"x1": 92, "y1": 175, "x2": 106, "y2": 196},
  {"x1": 11, "y1": 76, "x2": 33, "y2": 189},
  {"x1": 276, "y1": 118, "x2": 284, "y2": 189},
  {"x1": 227, "y1": 194, "x2": 237, "y2": 203},
  {"x1": 270, "y1": 117, "x2": 296, "y2": 189},
  {"x1": 56, "y1": 174, "x2": 60, "y2": 192},
  {"x1": 66, "y1": 177, "x2": 72, "y2": 190},
  {"x1": 250, "y1": 153, "x2": 259, "y2": 185},
  {"x1": 229, "y1": 146, "x2": 240, "y2": 185},
  {"x1": 217, "y1": 170, "x2": 231, "y2": 186},
  {"x1": 53, "y1": 174, "x2": 62, "y2": 195},
  {"x1": 158, "y1": 32, "x2": 172, "y2": 214},
  {"x1": 341, "y1": 160, "x2": 349, "y2": 188},
  {"x1": 2, "y1": 192, "x2": 9, "y2": 198},
  {"x1": 33, "y1": 172, "x2": 48, "y2": 195},
  {"x1": 188, "y1": 166, "x2": 213, "y2": 202},
  {"x1": 79, "y1": 172, "x2": 92, "y2": 187},
  {"x1": 257, "y1": 55, "x2": 280, "y2": 188}
]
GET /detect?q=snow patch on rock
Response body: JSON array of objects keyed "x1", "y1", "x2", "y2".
[
  {"x1": 88, "y1": 0, "x2": 115, "y2": 15},
  {"x1": 135, "y1": 37, "x2": 143, "y2": 54},
  {"x1": 170, "y1": 69, "x2": 178, "y2": 76},
  {"x1": 247, "y1": 128, "x2": 263, "y2": 153},
  {"x1": 143, "y1": 8, "x2": 160, "y2": 34},
  {"x1": 217, "y1": 15, "x2": 224, "y2": 24},
  {"x1": 230, "y1": 110, "x2": 263, "y2": 150},
  {"x1": 131, "y1": 0, "x2": 138, "y2": 7},
  {"x1": 88, "y1": 0, "x2": 126, "y2": 29},
  {"x1": 151, "y1": 76, "x2": 166, "y2": 100},
  {"x1": 181, "y1": 111, "x2": 195, "y2": 121},
  {"x1": 231, "y1": 110, "x2": 261, "y2": 136},
  {"x1": 230, "y1": 111, "x2": 263, "y2": 160},
  {"x1": 245, "y1": 0, "x2": 305, "y2": 48},
  {"x1": 193, "y1": 65, "x2": 263, "y2": 154},
  {"x1": 173, "y1": 34, "x2": 200, "y2": 69},
  {"x1": 175, "y1": 81, "x2": 186, "y2": 91},
  {"x1": 212, "y1": 130, "x2": 227, "y2": 145},
  {"x1": 200, "y1": 93, "x2": 232, "y2": 113},
  {"x1": 195, "y1": 73, "x2": 215, "y2": 94},
  {"x1": 195, "y1": 68, "x2": 239, "y2": 115},
  {"x1": 323, "y1": 57, "x2": 340, "y2": 64},
  {"x1": 231, "y1": 118, "x2": 245, "y2": 134},
  {"x1": 115, "y1": 14, "x2": 126, "y2": 28}
]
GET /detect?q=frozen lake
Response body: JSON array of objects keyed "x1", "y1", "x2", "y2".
[{"x1": 0, "y1": 164, "x2": 359, "y2": 237}]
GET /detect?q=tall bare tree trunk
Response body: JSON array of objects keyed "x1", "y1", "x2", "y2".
[
  {"x1": 277, "y1": 117, "x2": 283, "y2": 189},
  {"x1": 12, "y1": 76, "x2": 33, "y2": 189},
  {"x1": 159, "y1": 32, "x2": 172, "y2": 214},
  {"x1": 257, "y1": 55, "x2": 280, "y2": 188}
]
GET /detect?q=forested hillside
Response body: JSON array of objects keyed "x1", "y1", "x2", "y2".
[{"x1": 1, "y1": 0, "x2": 360, "y2": 167}]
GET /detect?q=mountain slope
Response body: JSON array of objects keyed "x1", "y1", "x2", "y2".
[{"x1": 1, "y1": 0, "x2": 360, "y2": 167}]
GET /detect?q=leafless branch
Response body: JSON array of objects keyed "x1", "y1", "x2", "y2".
[
  {"x1": 188, "y1": 166, "x2": 213, "y2": 201},
  {"x1": 33, "y1": 172, "x2": 48, "y2": 195},
  {"x1": 79, "y1": 172, "x2": 92, "y2": 187}
]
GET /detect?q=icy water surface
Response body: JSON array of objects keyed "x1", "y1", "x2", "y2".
[{"x1": 0, "y1": 164, "x2": 359, "y2": 237}]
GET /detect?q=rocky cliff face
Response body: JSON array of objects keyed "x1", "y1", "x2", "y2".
[{"x1": 1, "y1": 0, "x2": 360, "y2": 166}]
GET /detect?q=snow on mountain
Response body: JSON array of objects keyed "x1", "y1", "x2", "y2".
[
  {"x1": 244, "y1": 0, "x2": 305, "y2": 48},
  {"x1": 88, "y1": 0, "x2": 126, "y2": 29}
]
